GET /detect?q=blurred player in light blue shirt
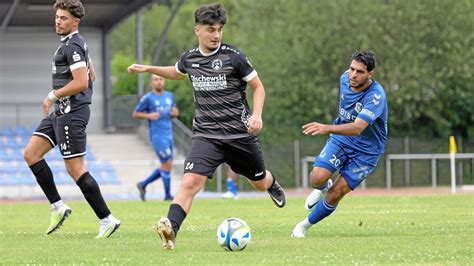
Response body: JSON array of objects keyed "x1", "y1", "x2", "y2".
[
  {"x1": 133, "y1": 74, "x2": 179, "y2": 201},
  {"x1": 292, "y1": 50, "x2": 388, "y2": 238}
]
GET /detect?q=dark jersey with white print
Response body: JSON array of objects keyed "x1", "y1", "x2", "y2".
[
  {"x1": 175, "y1": 43, "x2": 258, "y2": 139},
  {"x1": 52, "y1": 31, "x2": 93, "y2": 114}
]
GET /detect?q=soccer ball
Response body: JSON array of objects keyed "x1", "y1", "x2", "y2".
[{"x1": 216, "y1": 218, "x2": 251, "y2": 251}]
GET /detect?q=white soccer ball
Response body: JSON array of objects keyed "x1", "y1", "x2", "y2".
[{"x1": 216, "y1": 217, "x2": 251, "y2": 251}]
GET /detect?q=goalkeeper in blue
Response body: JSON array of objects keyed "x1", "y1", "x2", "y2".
[{"x1": 292, "y1": 50, "x2": 388, "y2": 238}]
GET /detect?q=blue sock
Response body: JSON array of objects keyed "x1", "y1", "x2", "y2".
[
  {"x1": 161, "y1": 170, "x2": 171, "y2": 197},
  {"x1": 226, "y1": 178, "x2": 237, "y2": 195},
  {"x1": 141, "y1": 168, "x2": 161, "y2": 188},
  {"x1": 308, "y1": 199, "x2": 337, "y2": 225}
]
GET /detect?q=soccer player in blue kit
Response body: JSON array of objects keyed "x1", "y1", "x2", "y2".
[
  {"x1": 134, "y1": 74, "x2": 179, "y2": 201},
  {"x1": 292, "y1": 50, "x2": 388, "y2": 238}
]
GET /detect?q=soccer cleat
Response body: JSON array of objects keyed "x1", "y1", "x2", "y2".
[
  {"x1": 157, "y1": 217, "x2": 176, "y2": 250},
  {"x1": 137, "y1": 182, "x2": 146, "y2": 201},
  {"x1": 164, "y1": 195, "x2": 174, "y2": 201},
  {"x1": 96, "y1": 215, "x2": 121, "y2": 239},
  {"x1": 291, "y1": 220, "x2": 308, "y2": 238},
  {"x1": 267, "y1": 178, "x2": 286, "y2": 208},
  {"x1": 46, "y1": 204, "x2": 72, "y2": 235},
  {"x1": 304, "y1": 179, "x2": 333, "y2": 211},
  {"x1": 221, "y1": 191, "x2": 238, "y2": 199}
]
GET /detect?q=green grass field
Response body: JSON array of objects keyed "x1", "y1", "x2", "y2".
[{"x1": 1, "y1": 194, "x2": 473, "y2": 264}]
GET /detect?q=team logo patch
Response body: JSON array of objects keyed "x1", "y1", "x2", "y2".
[
  {"x1": 355, "y1": 102, "x2": 363, "y2": 113},
  {"x1": 212, "y1": 59, "x2": 223, "y2": 70},
  {"x1": 72, "y1": 51, "x2": 81, "y2": 62}
]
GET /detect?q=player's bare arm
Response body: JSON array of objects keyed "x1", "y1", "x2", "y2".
[
  {"x1": 133, "y1": 111, "x2": 160, "y2": 120},
  {"x1": 302, "y1": 118, "x2": 368, "y2": 136},
  {"x1": 43, "y1": 66, "x2": 88, "y2": 116},
  {"x1": 247, "y1": 76, "x2": 265, "y2": 134},
  {"x1": 127, "y1": 64, "x2": 187, "y2": 81},
  {"x1": 89, "y1": 62, "x2": 96, "y2": 82}
]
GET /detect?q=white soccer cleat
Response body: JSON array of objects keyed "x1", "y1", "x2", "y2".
[
  {"x1": 221, "y1": 191, "x2": 238, "y2": 199},
  {"x1": 96, "y1": 214, "x2": 121, "y2": 239},
  {"x1": 291, "y1": 220, "x2": 308, "y2": 238},
  {"x1": 304, "y1": 179, "x2": 333, "y2": 211},
  {"x1": 46, "y1": 204, "x2": 72, "y2": 235}
]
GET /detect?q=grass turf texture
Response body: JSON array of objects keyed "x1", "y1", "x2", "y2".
[{"x1": 1, "y1": 194, "x2": 473, "y2": 264}]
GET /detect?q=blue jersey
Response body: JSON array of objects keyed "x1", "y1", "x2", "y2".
[
  {"x1": 134, "y1": 91, "x2": 176, "y2": 140},
  {"x1": 331, "y1": 71, "x2": 388, "y2": 155}
]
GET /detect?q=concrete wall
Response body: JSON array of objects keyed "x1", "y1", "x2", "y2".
[{"x1": 0, "y1": 27, "x2": 104, "y2": 133}]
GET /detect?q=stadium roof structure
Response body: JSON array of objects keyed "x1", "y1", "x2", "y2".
[
  {"x1": 0, "y1": 0, "x2": 156, "y2": 32},
  {"x1": 0, "y1": 0, "x2": 160, "y2": 131}
]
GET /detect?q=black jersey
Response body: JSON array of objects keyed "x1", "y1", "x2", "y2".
[
  {"x1": 176, "y1": 43, "x2": 257, "y2": 139},
  {"x1": 52, "y1": 31, "x2": 93, "y2": 114}
]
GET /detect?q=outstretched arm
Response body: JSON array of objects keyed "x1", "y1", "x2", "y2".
[
  {"x1": 127, "y1": 64, "x2": 187, "y2": 81},
  {"x1": 302, "y1": 118, "x2": 368, "y2": 136}
]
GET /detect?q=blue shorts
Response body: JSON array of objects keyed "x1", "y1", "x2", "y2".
[
  {"x1": 313, "y1": 138, "x2": 381, "y2": 189},
  {"x1": 151, "y1": 137, "x2": 173, "y2": 163}
]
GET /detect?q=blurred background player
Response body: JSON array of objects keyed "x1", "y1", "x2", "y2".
[
  {"x1": 133, "y1": 74, "x2": 179, "y2": 201},
  {"x1": 292, "y1": 50, "x2": 388, "y2": 238},
  {"x1": 23, "y1": 0, "x2": 120, "y2": 238},
  {"x1": 221, "y1": 163, "x2": 239, "y2": 199}
]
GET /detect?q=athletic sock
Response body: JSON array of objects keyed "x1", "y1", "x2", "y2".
[
  {"x1": 161, "y1": 170, "x2": 171, "y2": 197},
  {"x1": 167, "y1": 203, "x2": 187, "y2": 236},
  {"x1": 29, "y1": 159, "x2": 61, "y2": 204},
  {"x1": 315, "y1": 181, "x2": 330, "y2": 190},
  {"x1": 51, "y1": 200, "x2": 64, "y2": 212},
  {"x1": 141, "y1": 168, "x2": 161, "y2": 188},
  {"x1": 76, "y1": 172, "x2": 111, "y2": 219},
  {"x1": 308, "y1": 199, "x2": 337, "y2": 225},
  {"x1": 226, "y1": 178, "x2": 237, "y2": 195}
]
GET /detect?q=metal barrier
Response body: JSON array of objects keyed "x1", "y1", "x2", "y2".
[{"x1": 385, "y1": 153, "x2": 474, "y2": 189}]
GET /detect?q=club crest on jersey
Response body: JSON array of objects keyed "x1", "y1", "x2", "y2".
[
  {"x1": 355, "y1": 102, "x2": 363, "y2": 113},
  {"x1": 212, "y1": 59, "x2": 223, "y2": 70}
]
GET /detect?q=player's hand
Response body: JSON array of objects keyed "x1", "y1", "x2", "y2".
[
  {"x1": 248, "y1": 114, "x2": 263, "y2": 134},
  {"x1": 302, "y1": 122, "x2": 329, "y2": 135},
  {"x1": 127, "y1": 64, "x2": 147, "y2": 74},
  {"x1": 148, "y1": 112, "x2": 160, "y2": 120},
  {"x1": 43, "y1": 97, "x2": 53, "y2": 117}
]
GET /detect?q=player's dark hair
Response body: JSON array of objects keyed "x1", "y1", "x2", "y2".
[
  {"x1": 54, "y1": 0, "x2": 85, "y2": 19},
  {"x1": 351, "y1": 50, "x2": 377, "y2": 72},
  {"x1": 194, "y1": 3, "x2": 227, "y2": 25}
]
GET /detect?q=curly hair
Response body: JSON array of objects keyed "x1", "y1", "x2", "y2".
[
  {"x1": 194, "y1": 3, "x2": 227, "y2": 25},
  {"x1": 351, "y1": 50, "x2": 377, "y2": 72},
  {"x1": 54, "y1": 0, "x2": 85, "y2": 19}
]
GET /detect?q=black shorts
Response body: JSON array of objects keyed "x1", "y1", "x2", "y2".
[
  {"x1": 33, "y1": 106, "x2": 90, "y2": 159},
  {"x1": 184, "y1": 136, "x2": 266, "y2": 181}
]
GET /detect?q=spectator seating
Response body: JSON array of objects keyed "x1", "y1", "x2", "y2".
[{"x1": 0, "y1": 125, "x2": 120, "y2": 186}]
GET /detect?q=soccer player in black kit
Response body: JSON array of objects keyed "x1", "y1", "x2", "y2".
[
  {"x1": 23, "y1": 0, "x2": 120, "y2": 238},
  {"x1": 128, "y1": 3, "x2": 286, "y2": 250}
]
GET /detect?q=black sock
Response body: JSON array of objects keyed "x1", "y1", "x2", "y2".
[
  {"x1": 167, "y1": 203, "x2": 187, "y2": 236},
  {"x1": 76, "y1": 172, "x2": 111, "y2": 219},
  {"x1": 29, "y1": 159, "x2": 61, "y2": 204}
]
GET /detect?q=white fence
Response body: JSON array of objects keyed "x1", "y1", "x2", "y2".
[{"x1": 300, "y1": 153, "x2": 474, "y2": 190}]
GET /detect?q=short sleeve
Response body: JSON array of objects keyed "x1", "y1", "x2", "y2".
[
  {"x1": 134, "y1": 94, "x2": 149, "y2": 112},
  {"x1": 175, "y1": 52, "x2": 188, "y2": 75},
  {"x1": 233, "y1": 52, "x2": 257, "y2": 82},
  {"x1": 357, "y1": 90, "x2": 386, "y2": 125},
  {"x1": 64, "y1": 44, "x2": 87, "y2": 71}
]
